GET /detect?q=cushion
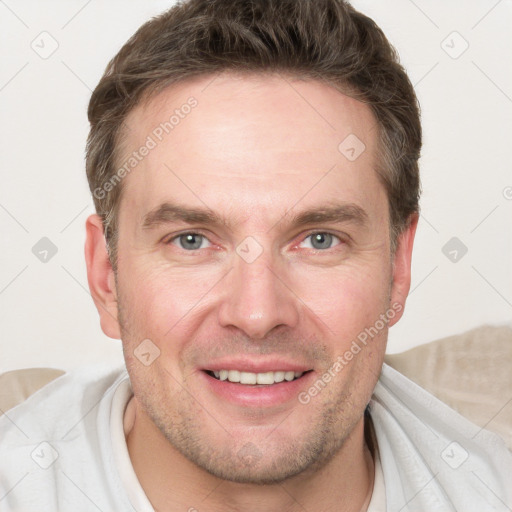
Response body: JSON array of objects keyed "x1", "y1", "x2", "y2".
[
  {"x1": 384, "y1": 324, "x2": 512, "y2": 449},
  {"x1": 0, "y1": 367, "x2": 65, "y2": 415}
]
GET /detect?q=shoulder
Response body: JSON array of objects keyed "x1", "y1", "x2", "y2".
[
  {"x1": 370, "y1": 363, "x2": 512, "y2": 511},
  {"x1": 1, "y1": 364, "x2": 126, "y2": 439},
  {"x1": 0, "y1": 364, "x2": 130, "y2": 510}
]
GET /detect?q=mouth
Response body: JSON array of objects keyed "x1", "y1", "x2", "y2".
[
  {"x1": 199, "y1": 359, "x2": 316, "y2": 407},
  {"x1": 204, "y1": 369, "x2": 313, "y2": 385}
]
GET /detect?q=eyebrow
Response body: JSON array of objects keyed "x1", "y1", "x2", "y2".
[{"x1": 141, "y1": 201, "x2": 369, "y2": 231}]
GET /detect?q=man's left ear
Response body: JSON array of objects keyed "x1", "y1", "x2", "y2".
[{"x1": 388, "y1": 213, "x2": 418, "y2": 327}]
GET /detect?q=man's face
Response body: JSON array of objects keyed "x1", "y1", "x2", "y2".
[{"x1": 104, "y1": 73, "x2": 412, "y2": 483}]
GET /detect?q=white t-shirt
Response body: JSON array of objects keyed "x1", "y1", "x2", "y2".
[{"x1": 0, "y1": 363, "x2": 510, "y2": 511}]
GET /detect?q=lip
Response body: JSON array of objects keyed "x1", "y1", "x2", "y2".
[
  {"x1": 198, "y1": 368, "x2": 316, "y2": 407},
  {"x1": 201, "y1": 357, "x2": 312, "y2": 374}
]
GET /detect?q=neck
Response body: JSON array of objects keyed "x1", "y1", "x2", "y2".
[{"x1": 124, "y1": 397, "x2": 375, "y2": 512}]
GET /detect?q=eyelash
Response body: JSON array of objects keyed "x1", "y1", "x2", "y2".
[{"x1": 164, "y1": 230, "x2": 346, "y2": 253}]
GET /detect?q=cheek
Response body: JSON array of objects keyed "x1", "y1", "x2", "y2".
[
  {"x1": 290, "y1": 261, "x2": 391, "y2": 339},
  {"x1": 118, "y1": 264, "x2": 216, "y2": 343}
]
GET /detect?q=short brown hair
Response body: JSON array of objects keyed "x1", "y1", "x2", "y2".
[{"x1": 86, "y1": 0, "x2": 421, "y2": 271}]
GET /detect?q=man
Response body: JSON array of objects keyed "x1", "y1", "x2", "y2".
[{"x1": 1, "y1": 0, "x2": 511, "y2": 511}]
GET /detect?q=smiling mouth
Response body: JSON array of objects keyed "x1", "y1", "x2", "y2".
[{"x1": 204, "y1": 369, "x2": 313, "y2": 385}]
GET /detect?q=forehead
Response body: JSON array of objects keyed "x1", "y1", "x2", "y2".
[{"x1": 117, "y1": 72, "x2": 384, "y2": 229}]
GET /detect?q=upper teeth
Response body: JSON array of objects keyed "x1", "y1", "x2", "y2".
[{"x1": 213, "y1": 370, "x2": 304, "y2": 385}]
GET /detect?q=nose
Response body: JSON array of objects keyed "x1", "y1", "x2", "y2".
[{"x1": 217, "y1": 247, "x2": 300, "y2": 339}]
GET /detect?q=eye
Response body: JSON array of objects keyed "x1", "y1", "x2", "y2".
[
  {"x1": 299, "y1": 232, "x2": 342, "y2": 251},
  {"x1": 168, "y1": 232, "x2": 212, "y2": 251}
]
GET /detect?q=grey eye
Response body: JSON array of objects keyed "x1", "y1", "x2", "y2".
[
  {"x1": 298, "y1": 232, "x2": 341, "y2": 251},
  {"x1": 177, "y1": 233, "x2": 206, "y2": 250},
  {"x1": 310, "y1": 233, "x2": 334, "y2": 250}
]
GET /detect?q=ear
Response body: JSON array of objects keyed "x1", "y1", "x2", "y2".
[
  {"x1": 388, "y1": 213, "x2": 418, "y2": 327},
  {"x1": 84, "y1": 214, "x2": 121, "y2": 339}
]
